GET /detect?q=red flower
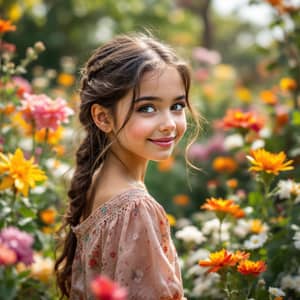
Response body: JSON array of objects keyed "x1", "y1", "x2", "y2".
[{"x1": 90, "y1": 275, "x2": 128, "y2": 300}]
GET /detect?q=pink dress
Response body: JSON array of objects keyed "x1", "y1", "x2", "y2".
[{"x1": 70, "y1": 188, "x2": 186, "y2": 300}]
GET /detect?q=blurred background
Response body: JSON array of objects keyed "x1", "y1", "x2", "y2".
[{"x1": 1, "y1": 1, "x2": 300, "y2": 298}]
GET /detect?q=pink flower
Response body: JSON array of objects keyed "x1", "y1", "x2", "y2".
[
  {"x1": 0, "y1": 227, "x2": 34, "y2": 265},
  {"x1": 0, "y1": 243, "x2": 17, "y2": 266},
  {"x1": 12, "y1": 76, "x2": 32, "y2": 97},
  {"x1": 192, "y1": 47, "x2": 221, "y2": 65},
  {"x1": 20, "y1": 93, "x2": 74, "y2": 130},
  {"x1": 91, "y1": 275, "x2": 128, "y2": 300}
]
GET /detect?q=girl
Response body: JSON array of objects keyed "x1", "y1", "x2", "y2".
[{"x1": 55, "y1": 33, "x2": 200, "y2": 300}]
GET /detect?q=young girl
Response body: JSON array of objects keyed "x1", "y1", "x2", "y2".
[{"x1": 55, "y1": 33, "x2": 200, "y2": 300}]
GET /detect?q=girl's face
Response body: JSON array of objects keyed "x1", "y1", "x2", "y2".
[{"x1": 110, "y1": 65, "x2": 187, "y2": 164}]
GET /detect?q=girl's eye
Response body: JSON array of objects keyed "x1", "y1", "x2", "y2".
[
  {"x1": 137, "y1": 105, "x2": 155, "y2": 113},
  {"x1": 172, "y1": 102, "x2": 186, "y2": 111}
]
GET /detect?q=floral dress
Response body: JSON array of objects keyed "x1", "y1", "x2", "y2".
[{"x1": 70, "y1": 188, "x2": 186, "y2": 300}]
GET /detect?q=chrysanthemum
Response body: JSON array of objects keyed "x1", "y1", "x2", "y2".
[
  {"x1": 201, "y1": 198, "x2": 245, "y2": 219},
  {"x1": 237, "y1": 259, "x2": 267, "y2": 276},
  {"x1": 0, "y1": 19, "x2": 16, "y2": 33},
  {"x1": 0, "y1": 148, "x2": 47, "y2": 196},
  {"x1": 247, "y1": 148, "x2": 294, "y2": 175},
  {"x1": 199, "y1": 249, "x2": 236, "y2": 273}
]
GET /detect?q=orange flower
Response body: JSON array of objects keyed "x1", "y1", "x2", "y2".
[
  {"x1": 35, "y1": 126, "x2": 63, "y2": 145},
  {"x1": 157, "y1": 156, "x2": 174, "y2": 172},
  {"x1": 266, "y1": 0, "x2": 282, "y2": 6},
  {"x1": 247, "y1": 148, "x2": 294, "y2": 175},
  {"x1": 250, "y1": 219, "x2": 264, "y2": 234},
  {"x1": 226, "y1": 178, "x2": 238, "y2": 189},
  {"x1": 0, "y1": 19, "x2": 16, "y2": 33},
  {"x1": 212, "y1": 156, "x2": 237, "y2": 173},
  {"x1": 280, "y1": 77, "x2": 297, "y2": 91},
  {"x1": 221, "y1": 109, "x2": 265, "y2": 133},
  {"x1": 199, "y1": 249, "x2": 236, "y2": 273},
  {"x1": 231, "y1": 250, "x2": 250, "y2": 264},
  {"x1": 260, "y1": 90, "x2": 278, "y2": 105},
  {"x1": 201, "y1": 198, "x2": 245, "y2": 218},
  {"x1": 40, "y1": 208, "x2": 57, "y2": 225},
  {"x1": 173, "y1": 194, "x2": 190, "y2": 206},
  {"x1": 237, "y1": 259, "x2": 267, "y2": 276},
  {"x1": 57, "y1": 73, "x2": 75, "y2": 87}
]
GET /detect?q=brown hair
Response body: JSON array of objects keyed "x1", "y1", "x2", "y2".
[{"x1": 55, "y1": 33, "x2": 201, "y2": 298}]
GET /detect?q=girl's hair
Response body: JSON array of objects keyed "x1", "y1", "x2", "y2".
[{"x1": 55, "y1": 33, "x2": 201, "y2": 298}]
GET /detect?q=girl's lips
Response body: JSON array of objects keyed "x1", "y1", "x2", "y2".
[{"x1": 148, "y1": 137, "x2": 176, "y2": 148}]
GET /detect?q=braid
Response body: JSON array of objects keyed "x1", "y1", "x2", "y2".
[{"x1": 55, "y1": 127, "x2": 107, "y2": 298}]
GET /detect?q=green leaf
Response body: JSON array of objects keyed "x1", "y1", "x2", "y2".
[
  {"x1": 248, "y1": 191, "x2": 263, "y2": 207},
  {"x1": 292, "y1": 110, "x2": 300, "y2": 126},
  {"x1": 19, "y1": 207, "x2": 36, "y2": 218}
]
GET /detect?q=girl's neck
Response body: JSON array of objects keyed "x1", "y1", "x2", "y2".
[{"x1": 102, "y1": 151, "x2": 147, "y2": 187}]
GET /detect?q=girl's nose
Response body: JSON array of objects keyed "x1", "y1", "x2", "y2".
[{"x1": 159, "y1": 113, "x2": 176, "y2": 133}]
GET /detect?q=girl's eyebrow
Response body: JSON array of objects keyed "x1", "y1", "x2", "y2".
[{"x1": 134, "y1": 95, "x2": 186, "y2": 102}]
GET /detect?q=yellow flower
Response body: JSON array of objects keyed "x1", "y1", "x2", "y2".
[
  {"x1": 280, "y1": 77, "x2": 297, "y2": 91},
  {"x1": 35, "y1": 126, "x2": 63, "y2": 145},
  {"x1": 260, "y1": 90, "x2": 278, "y2": 105},
  {"x1": 57, "y1": 73, "x2": 75, "y2": 87},
  {"x1": 8, "y1": 4, "x2": 23, "y2": 22},
  {"x1": 166, "y1": 214, "x2": 176, "y2": 227},
  {"x1": 213, "y1": 64, "x2": 236, "y2": 81},
  {"x1": 247, "y1": 148, "x2": 294, "y2": 175},
  {"x1": 250, "y1": 219, "x2": 264, "y2": 234},
  {"x1": 236, "y1": 87, "x2": 252, "y2": 103},
  {"x1": 0, "y1": 148, "x2": 47, "y2": 196}
]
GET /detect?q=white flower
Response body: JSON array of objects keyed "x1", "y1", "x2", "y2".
[
  {"x1": 224, "y1": 134, "x2": 244, "y2": 150},
  {"x1": 277, "y1": 179, "x2": 300, "y2": 203},
  {"x1": 186, "y1": 248, "x2": 210, "y2": 266},
  {"x1": 175, "y1": 218, "x2": 192, "y2": 229},
  {"x1": 175, "y1": 225, "x2": 206, "y2": 244},
  {"x1": 281, "y1": 275, "x2": 296, "y2": 290},
  {"x1": 259, "y1": 127, "x2": 271, "y2": 138},
  {"x1": 251, "y1": 139, "x2": 265, "y2": 150},
  {"x1": 244, "y1": 233, "x2": 268, "y2": 249},
  {"x1": 293, "y1": 231, "x2": 300, "y2": 249},
  {"x1": 268, "y1": 287, "x2": 285, "y2": 297},
  {"x1": 201, "y1": 218, "x2": 231, "y2": 243}
]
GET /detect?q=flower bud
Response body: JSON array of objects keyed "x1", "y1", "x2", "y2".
[{"x1": 34, "y1": 41, "x2": 46, "y2": 53}]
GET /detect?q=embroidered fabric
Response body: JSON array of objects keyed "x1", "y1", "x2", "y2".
[{"x1": 69, "y1": 188, "x2": 186, "y2": 300}]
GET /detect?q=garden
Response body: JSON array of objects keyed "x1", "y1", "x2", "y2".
[{"x1": 0, "y1": 0, "x2": 300, "y2": 299}]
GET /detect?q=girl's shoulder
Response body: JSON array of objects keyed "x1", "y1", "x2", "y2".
[{"x1": 72, "y1": 187, "x2": 162, "y2": 237}]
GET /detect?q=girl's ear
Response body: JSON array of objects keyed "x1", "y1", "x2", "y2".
[{"x1": 90, "y1": 103, "x2": 113, "y2": 133}]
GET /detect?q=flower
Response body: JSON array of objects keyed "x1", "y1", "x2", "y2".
[
  {"x1": 277, "y1": 179, "x2": 300, "y2": 203},
  {"x1": 0, "y1": 243, "x2": 17, "y2": 265},
  {"x1": 226, "y1": 178, "x2": 238, "y2": 189},
  {"x1": 166, "y1": 214, "x2": 176, "y2": 226},
  {"x1": 90, "y1": 275, "x2": 128, "y2": 300},
  {"x1": 0, "y1": 19, "x2": 16, "y2": 33},
  {"x1": 260, "y1": 90, "x2": 278, "y2": 105},
  {"x1": 0, "y1": 227, "x2": 34, "y2": 265},
  {"x1": 173, "y1": 194, "x2": 190, "y2": 206},
  {"x1": 224, "y1": 133, "x2": 244, "y2": 150},
  {"x1": 212, "y1": 156, "x2": 237, "y2": 173},
  {"x1": 244, "y1": 233, "x2": 268, "y2": 250},
  {"x1": 236, "y1": 87, "x2": 252, "y2": 103},
  {"x1": 0, "y1": 148, "x2": 47, "y2": 197},
  {"x1": 250, "y1": 219, "x2": 268, "y2": 234},
  {"x1": 199, "y1": 249, "x2": 236, "y2": 273},
  {"x1": 30, "y1": 253, "x2": 54, "y2": 282},
  {"x1": 247, "y1": 148, "x2": 294, "y2": 175},
  {"x1": 268, "y1": 287, "x2": 285, "y2": 297},
  {"x1": 280, "y1": 77, "x2": 297, "y2": 91},
  {"x1": 201, "y1": 198, "x2": 245, "y2": 219},
  {"x1": 157, "y1": 156, "x2": 174, "y2": 172},
  {"x1": 213, "y1": 64, "x2": 236, "y2": 81},
  {"x1": 40, "y1": 208, "x2": 57, "y2": 225},
  {"x1": 221, "y1": 109, "x2": 265, "y2": 133},
  {"x1": 57, "y1": 73, "x2": 75, "y2": 87},
  {"x1": 292, "y1": 231, "x2": 300, "y2": 249},
  {"x1": 35, "y1": 126, "x2": 63, "y2": 145},
  {"x1": 237, "y1": 259, "x2": 267, "y2": 276},
  {"x1": 231, "y1": 250, "x2": 250, "y2": 264},
  {"x1": 175, "y1": 225, "x2": 207, "y2": 244},
  {"x1": 20, "y1": 93, "x2": 74, "y2": 131}
]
